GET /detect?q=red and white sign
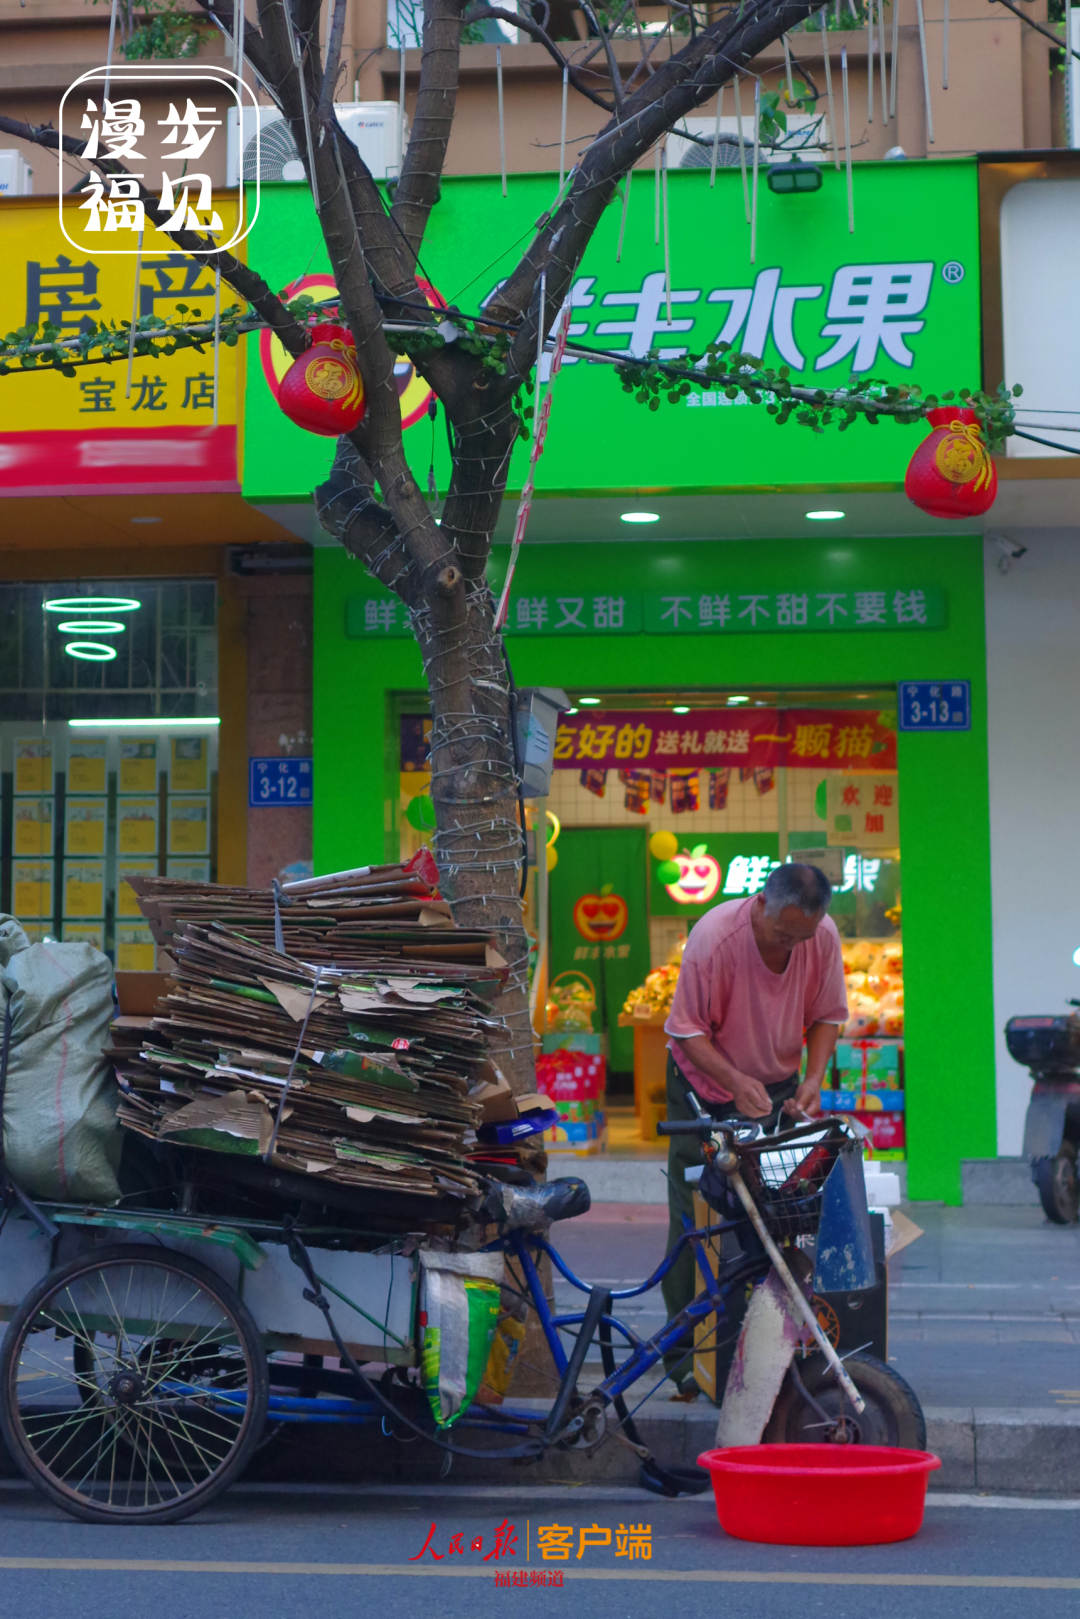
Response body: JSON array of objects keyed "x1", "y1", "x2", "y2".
[
  {"x1": 553, "y1": 708, "x2": 897, "y2": 773},
  {"x1": 0, "y1": 426, "x2": 238, "y2": 495}
]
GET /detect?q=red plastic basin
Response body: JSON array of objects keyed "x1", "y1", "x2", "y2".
[{"x1": 696, "y1": 1444, "x2": 942, "y2": 1546}]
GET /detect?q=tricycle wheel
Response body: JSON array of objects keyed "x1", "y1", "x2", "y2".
[
  {"x1": 1034, "y1": 1143, "x2": 1079, "y2": 1225},
  {"x1": 0, "y1": 1244, "x2": 268, "y2": 1524},
  {"x1": 763, "y1": 1350, "x2": 926, "y2": 1449}
]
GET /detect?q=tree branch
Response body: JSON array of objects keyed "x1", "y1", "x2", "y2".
[
  {"x1": 257, "y1": 0, "x2": 462, "y2": 603},
  {"x1": 462, "y1": 4, "x2": 617, "y2": 109},
  {"x1": 390, "y1": 0, "x2": 468, "y2": 254},
  {"x1": 189, "y1": 0, "x2": 276, "y2": 85},
  {"x1": 0, "y1": 113, "x2": 309, "y2": 357},
  {"x1": 318, "y1": 0, "x2": 350, "y2": 119},
  {"x1": 490, "y1": 0, "x2": 830, "y2": 379},
  {"x1": 988, "y1": 0, "x2": 1076, "y2": 58},
  {"x1": 578, "y1": 0, "x2": 626, "y2": 110},
  {"x1": 313, "y1": 439, "x2": 415, "y2": 592}
]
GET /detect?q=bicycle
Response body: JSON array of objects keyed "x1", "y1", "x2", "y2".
[{"x1": 0, "y1": 1108, "x2": 924, "y2": 1524}]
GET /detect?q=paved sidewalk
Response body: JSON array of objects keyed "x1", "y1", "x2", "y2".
[{"x1": 544, "y1": 1196, "x2": 1080, "y2": 1492}]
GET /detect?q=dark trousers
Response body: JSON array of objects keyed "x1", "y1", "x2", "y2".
[{"x1": 660, "y1": 1056, "x2": 798, "y2": 1382}]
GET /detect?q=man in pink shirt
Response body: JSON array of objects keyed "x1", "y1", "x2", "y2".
[{"x1": 660, "y1": 862, "x2": 848, "y2": 1392}]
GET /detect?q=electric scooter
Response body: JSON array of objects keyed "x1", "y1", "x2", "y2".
[{"x1": 1005, "y1": 1003, "x2": 1080, "y2": 1224}]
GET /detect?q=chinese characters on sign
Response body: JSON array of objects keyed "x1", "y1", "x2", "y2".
[
  {"x1": 897, "y1": 680, "x2": 971, "y2": 732},
  {"x1": 346, "y1": 586, "x2": 946, "y2": 640},
  {"x1": 408, "y1": 1517, "x2": 652, "y2": 1580},
  {"x1": 535, "y1": 261, "x2": 943, "y2": 383},
  {"x1": 248, "y1": 757, "x2": 313, "y2": 808},
  {"x1": 59, "y1": 67, "x2": 257, "y2": 255},
  {"x1": 826, "y1": 775, "x2": 900, "y2": 849},
  {"x1": 550, "y1": 709, "x2": 897, "y2": 773}
]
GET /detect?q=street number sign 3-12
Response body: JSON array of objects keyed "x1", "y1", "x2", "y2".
[
  {"x1": 249, "y1": 757, "x2": 313, "y2": 806},
  {"x1": 897, "y1": 681, "x2": 971, "y2": 732}
]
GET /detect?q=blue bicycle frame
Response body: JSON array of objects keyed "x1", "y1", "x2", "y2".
[{"x1": 459, "y1": 1211, "x2": 769, "y2": 1439}]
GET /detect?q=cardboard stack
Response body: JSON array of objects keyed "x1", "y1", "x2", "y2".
[{"x1": 110, "y1": 856, "x2": 514, "y2": 1213}]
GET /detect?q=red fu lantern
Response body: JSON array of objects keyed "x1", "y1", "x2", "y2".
[
  {"x1": 277, "y1": 322, "x2": 366, "y2": 436},
  {"x1": 904, "y1": 406, "x2": 997, "y2": 520}
]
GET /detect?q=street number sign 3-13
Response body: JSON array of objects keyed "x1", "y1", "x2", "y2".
[
  {"x1": 897, "y1": 681, "x2": 971, "y2": 732},
  {"x1": 249, "y1": 757, "x2": 313, "y2": 806}
]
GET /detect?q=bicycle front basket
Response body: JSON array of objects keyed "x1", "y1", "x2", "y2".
[{"x1": 739, "y1": 1123, "x2": 847, "y2": 1241}]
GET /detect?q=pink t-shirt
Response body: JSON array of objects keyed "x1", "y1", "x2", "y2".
[{"x1": 664, "y1": 897, "x2": 848, "y2": 1104}]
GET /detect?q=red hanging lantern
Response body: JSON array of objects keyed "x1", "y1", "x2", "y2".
[
  {"x1": 904, "y1": 406, "x2": 997, "y2": 520},
  {"x1": 277, "y1": 322, "x2": 366, "y2": 437}
]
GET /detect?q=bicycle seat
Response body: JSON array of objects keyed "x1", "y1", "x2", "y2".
[{"x1": 496, "y1": 1176, "x2": 592, "y2": 1230}]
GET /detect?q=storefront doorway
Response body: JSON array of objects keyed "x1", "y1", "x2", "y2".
[{"x1": 540, "y1": 687, "x2": 904, "y2": 1160}]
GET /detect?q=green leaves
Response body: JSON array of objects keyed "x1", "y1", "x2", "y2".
[
  {"x1": 613, "y1": 342, "x2": 1020, "y2": 447},
  {"x1": 0, "y1": 300, "x2": 254, "y2": 378}
]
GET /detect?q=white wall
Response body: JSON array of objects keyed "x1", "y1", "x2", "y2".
[
  {"x1": 986, "y1": 531, "x2": 1080, "y2": 1153},
  {"x1": 1000, "y1": 179, "x2": 1080, "y2": 458}
]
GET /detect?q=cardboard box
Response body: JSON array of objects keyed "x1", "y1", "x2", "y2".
[
  {"x1": 114, "y1": 970, "x2": 171, "y2": 1017},
  {"x1": 471, "y1": 1074, "x2": 519, "y2": 1124},
  {"x1": 541, "y1": 1031, "x2": 605, "y2": 1056},
  {"x1": 820, "y1": 1088, "x2": 905, "y2": 1114},
  {"x1": 546, "y1": 1114, "x2": 606, "y2": 1154},
  {"x1": 834, "y1": 1040, "x2": 901, "y2": 1089}
]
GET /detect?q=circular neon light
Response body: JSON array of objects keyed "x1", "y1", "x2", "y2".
[
  {"x1": 55, "y1": 619, "x2": 126, "y2": 635},
  {"x1": 44, "y1": 596, "x2": 141, "y2": 613},
  {"x1": 64, "y1": 642, "x2": 118, "y2": 662}
]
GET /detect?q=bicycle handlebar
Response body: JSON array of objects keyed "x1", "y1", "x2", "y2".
[{"x1": 656, "y1": 1119, "x2": 721, "y2": 1137}]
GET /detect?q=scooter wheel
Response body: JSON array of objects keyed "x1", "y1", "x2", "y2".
[{"x1": 1033, "y1": 1143, "x2": 1079, "y2": 1225}]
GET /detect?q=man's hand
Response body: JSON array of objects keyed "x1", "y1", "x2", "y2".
[
  {"x1": 728, "y1": 1075, "x2": 774, "y2": 1119},
  {"x1": 785, "y1": 1075, "x2": 823, "y2": 1119}
]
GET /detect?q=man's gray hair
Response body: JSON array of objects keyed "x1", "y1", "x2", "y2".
[{"x1": 762, "y1": 862, "x2": 833, "y2": 917}]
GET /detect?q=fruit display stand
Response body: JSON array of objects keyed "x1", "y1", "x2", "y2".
[
  {"x1": 619, "y1": 946, "x2": 683, "y2": 1142},
  {"x1": 616, "y1": 1008, "x2": 669, "y2": 1141},
  {"x1": 821, "y1": 934, "x2": 906, "y2": 1160}
]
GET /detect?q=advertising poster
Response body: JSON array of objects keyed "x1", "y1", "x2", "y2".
[
  {"x1": 118, "y1": 737, "x2": 159, "y2": 794},
  {"x1": 66, "y1": 738, "x2": 108, "y2": 795},
  {"x1": 63, "y1": 860, "x2": 106, "y2": 921},
  {"x1": 547, "y1": 827, "x2": 651, "y2": 1074},
  {"x1": 169, "y1": 735, "x2": 209, "y2": 793},
  {"x1": 116, "y1": 922, "x2": 156, "y2": 972},
  {"x1": 167, "y1": 796, "x2": 210, "y2": 856},
  {"x1": 63, "y1": 922, "x2": 106, "y2": 951},
  {"x1": 826, "y1": 774, "x2": 900, "y2": 850},
  {"x1": 13, "y1": 797, "x2": 53, "y2": 857},
  {"x1": 116, "y1": 798, "x2": 160, "y2": 856},
  {"x1": 13, "y1": 737, "x2": 53, "y2": 795},
  {"x1": 65, "y1": 797, "x2": 108, "y2": 857},
  {"x1": 166, "y1": 858, "x2": 211, "y2": 883},
  {"x1": 12, "y1": 860, "x2": 53, "y2": 919},
  {"x1": 116, "y1": 858, "x2": 158, "y2": 919}
]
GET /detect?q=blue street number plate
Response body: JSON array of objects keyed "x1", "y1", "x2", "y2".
[
  {"x1": 897, "y1": 681, "x2": 971, "y2": 732},
  {"x1": 249, "y1": 756, "x2": 313, "y2": 806}
]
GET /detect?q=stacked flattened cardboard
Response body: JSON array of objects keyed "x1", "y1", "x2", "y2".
[{"x1": 110, "y1": 855, "x2": 511, "y2": 1209}]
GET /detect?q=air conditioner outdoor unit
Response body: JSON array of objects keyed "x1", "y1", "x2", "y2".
[
  {"x1": 667, "y1": 114, "x2": 828, "y2": 170},
  {"x1": 226, "y1": 102, "x2": 408, "y2": 186},
  {"x1": 0, "y1": 151, "x2": 33, "y2": 198}
]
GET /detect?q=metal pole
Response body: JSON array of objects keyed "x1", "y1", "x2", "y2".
[{"x1": 709, "y1": 84, "x2": 725, "y2": 187}]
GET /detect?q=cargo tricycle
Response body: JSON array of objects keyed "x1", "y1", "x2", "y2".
[{"x1": 0, "y1": 1095, "x2": 923, "y2": 1524}]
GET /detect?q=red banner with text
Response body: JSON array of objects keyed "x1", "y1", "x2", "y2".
[{"x1": 552, "y1": 709, "x2": 896, "y2": 773}]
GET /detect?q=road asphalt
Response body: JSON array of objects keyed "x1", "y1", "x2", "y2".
[{"x1": 0, "y1": 1479, "x2": 1078, "y2": 1619}]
